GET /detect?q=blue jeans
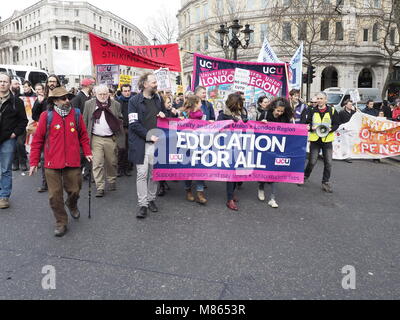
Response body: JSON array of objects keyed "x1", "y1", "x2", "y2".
[
  {"x1": 0, "y1": 138, "x2": 17, "y2": 199},
  {"x1": 184, "y1": 180, "x2": 204, "y2": 192}
]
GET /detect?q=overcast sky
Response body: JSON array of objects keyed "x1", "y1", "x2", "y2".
[{"x1": 0, "y1": 0, "x2": 181, "y2": 41}]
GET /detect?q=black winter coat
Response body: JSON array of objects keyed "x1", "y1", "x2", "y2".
[
  {"x1": 128, "y1": 93, "x2": 166, "y2": 165},
  {"x1": 0, "y1": 93, "x2": 28, "y2": 144},
  {"x1": 70, "y1": 91, "x2": 91, "y2": 113}
]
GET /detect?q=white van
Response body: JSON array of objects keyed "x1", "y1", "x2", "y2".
[
  {"x1": 0, "y1": 64, "x2": 48, "y2": 87},
  {"x1": 323, "y1": 87, "x2": 383, "y2": 111}
]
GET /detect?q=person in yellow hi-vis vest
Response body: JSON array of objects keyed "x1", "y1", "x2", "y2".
[{"x1": 303, "y1": 92, "x2": 340, "y2": 193}]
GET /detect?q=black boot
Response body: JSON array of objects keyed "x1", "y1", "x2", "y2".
[
  {"x1": 37, "y1": 182, "x2": 48, "y2": 193},
  {"x1": 157, "y1": 182, "x2": 166, "y2": 196}
]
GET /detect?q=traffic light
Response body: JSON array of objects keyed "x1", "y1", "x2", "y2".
[
  {"x1": 302, "y1": 73, "x2": 309, "y2": 84},
  {"x1": 307, "y1": 65, "x2": 316, "y2": 84},
  {"x1": 176, "y1": 75, "x2": 182, "y2": 85}
]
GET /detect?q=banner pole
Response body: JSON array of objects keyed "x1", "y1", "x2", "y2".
[{"x1": 179, "y1": 48, "x2": 185, "y2": 91}]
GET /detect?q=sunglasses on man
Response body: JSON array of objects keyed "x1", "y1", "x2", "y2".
[{"x1": 57, "y1": 95, "x2": 69, "y2": 101}]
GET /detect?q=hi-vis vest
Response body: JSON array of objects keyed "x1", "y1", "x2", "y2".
[{"x1": 309, "y1": 107, "x2": 335, "y2": 143}]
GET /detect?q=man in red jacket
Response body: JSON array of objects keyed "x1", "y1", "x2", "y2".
[{"x1": 29, "y1": 87, "x2": 92, "y2": 237}]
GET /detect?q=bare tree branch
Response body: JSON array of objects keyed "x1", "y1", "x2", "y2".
[{"x1": 146, "y1": 5, "x2": 179, "y2": 44}]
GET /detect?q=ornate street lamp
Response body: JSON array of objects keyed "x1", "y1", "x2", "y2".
[
  {"x1": 216, "y1": 19, "x2": 254, "y2": 61},
  {"x1": 152, "y1": 36, "x2": 158, "y2": 45}
]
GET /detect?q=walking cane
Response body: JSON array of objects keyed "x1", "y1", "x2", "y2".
[{"x1": 88, "y1": 163, "x2": 92, "y2": 219}]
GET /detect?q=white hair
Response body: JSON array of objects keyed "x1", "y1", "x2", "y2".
[{"x1": 94, "y1": 84, "x2": 109, "y2": 94}]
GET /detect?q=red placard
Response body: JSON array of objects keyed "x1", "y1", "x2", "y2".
[{"x1": 89, "y1": 33, "x2": 181, "y2": 72}]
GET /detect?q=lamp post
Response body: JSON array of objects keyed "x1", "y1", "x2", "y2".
[
  {"x1": 152, "y1": 36, "x2": 158, "y2": 45},
  {"x1": 216, "y1": 20, "x2": 254, "y2": 61}
]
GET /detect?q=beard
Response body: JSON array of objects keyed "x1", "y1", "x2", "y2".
[
  {"x1": 57, "y1": 101, "x2": 71, "y2": 110},
  {"x1": 150, "y1": 86, "x2": 158, "y2": 95}
]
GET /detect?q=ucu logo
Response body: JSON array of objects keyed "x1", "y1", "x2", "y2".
[
  {"x1": 263, "y1": 67, "x2": 283, "y2": 75},
  {"x1": 199, "y1": 60, "x2": 219, "y2": 69},
  {"x1": 169, "y1": 154, "x2": 183, "y2": 163},
  {"x1": 275, "y1": 158, "x2": 291, "y2": 166}
]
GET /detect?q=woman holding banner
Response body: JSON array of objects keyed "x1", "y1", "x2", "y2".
[
  {"x1": 179, "y1": 95, "x2": 208, "y2": 205},
  {"x1": 217, "y1": 93, "x2": 248, "y2": 211},
  {"x1": 257, "y1": 97, "x2": 293, "y2": 208}
]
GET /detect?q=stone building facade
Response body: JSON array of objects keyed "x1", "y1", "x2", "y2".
[
  {"x1": 177, "y1": 0, "x2": 399, "y2": 98},
  {"x1": 0, "y1": 0, "x2": 149, "y2": 86}
]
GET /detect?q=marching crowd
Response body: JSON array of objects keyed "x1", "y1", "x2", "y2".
[{"x1": 0, "y1": 71, "x2": 399, "y2": 237}]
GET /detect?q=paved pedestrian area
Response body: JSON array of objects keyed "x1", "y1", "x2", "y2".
[{"x1": 0, "y1": 159, "x2": 399, "y2": 299}]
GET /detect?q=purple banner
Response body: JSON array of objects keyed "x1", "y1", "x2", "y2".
[{"x1": 153, "y1": 118, "x2": 308, "y2": 183}]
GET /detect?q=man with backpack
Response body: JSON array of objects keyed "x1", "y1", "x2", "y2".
[{"x1": 29, "y1": 87, "x2": 92, "y2": 237}]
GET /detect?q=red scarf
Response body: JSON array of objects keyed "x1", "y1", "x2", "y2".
[{"x1": 92, "y1": 99, "x2": 121, "y2": 133}]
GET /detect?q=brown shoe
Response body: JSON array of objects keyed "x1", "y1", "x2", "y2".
[
  {"x1": 186, "y1": 190, "x2": 195, "y2": 202},
  {"x1": 196, "y1": 191, "x2": 207, "y2": 205},
  {"x1": 226, "y1": 200, "x2": 238, "y2": 211},
  {"x1": 65, "y1": 201, "x2": 80, "y2": 219},
  {"x1": 54, "y1": 225, "x2": 68, "y2": 237},
  {"x1": 0, "y1": 198, "x2": 10, "y2": 209}
]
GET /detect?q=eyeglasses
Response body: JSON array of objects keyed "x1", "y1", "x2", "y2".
[
  {"x1": 57, "y1": 95, "x2": 68, "y2": 101},
  {"x1": 311, "y1": 101, "x2": 317, "y2": 104}
]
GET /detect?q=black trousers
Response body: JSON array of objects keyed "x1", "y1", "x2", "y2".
[
  {"x1": 226, "y1": 182, "x2": 237, "y2": 201},
  {"x1": 304, "y1": 141, "x2": 333, "y2": 183},
  {"x1": 13, "y1": 133, "x2": 27, "y2": 166}
]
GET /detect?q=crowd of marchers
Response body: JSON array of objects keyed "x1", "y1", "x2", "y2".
[{"x1": 1, "y1": 71, "x2": 399, "y2": 237}]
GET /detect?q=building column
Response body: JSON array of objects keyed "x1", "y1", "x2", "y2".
[
  {"x1": 9, "y1": 47, "x2": 13, "y2": 64},
  {"x1": 69, "y1": 37, "x2": 73, "y2": 50},
  {"x1": 57, "y1": 37, "x2": 61, "y2": 50}
]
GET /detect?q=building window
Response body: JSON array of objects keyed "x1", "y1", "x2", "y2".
[
  {"x1": 75, "y1": 10, "x2": 79, "y2": 17},
  {"x1": 283, "y1": 22, "x2": 291, "y2": 41},
  {"x1": 390, "y1": 28, "x2": 396, "y2": 45},
  {"x1": 196, "y1": 34, "x2": 201, "y2": 51},
  {"x1": 298, "y1": 21, "x2": 307, "y2": 40},
  {"x1": 204, "y1": 32, "x2": 209, "y2": 50},
  {"x1": 217, "y1": 0, "x2": 224, "y2": 14},
  {"x1": 372, "y1": 23, "x2": 378, "y2": 41},
  {"x1": 203, "y1": 3, "x2": 208, "y2": 19},
  {"x1": 321, "y1": 21, "x2": 329, "y2": 40},
  {"x1": 94, "y1": 24, "x2": 96, "y2": 30},
  {"x1": 373, "y1": 0, "x2": 381, "y2": 8},
  {"x1": 363, "y1": 29, "x2": 369, "y2": 42},
  {"x1": 54, "y1": 8, "x2": 58, "y2": 15},
  {"x1": 247, "y1": 0, "x2": 255, "y2": 10},
  {"x1": 335, "y1": 22, "x2": 344, "y2": 40},
  {"x1": 260, "y1": 23, "x2": 267, "y2": 42}
]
